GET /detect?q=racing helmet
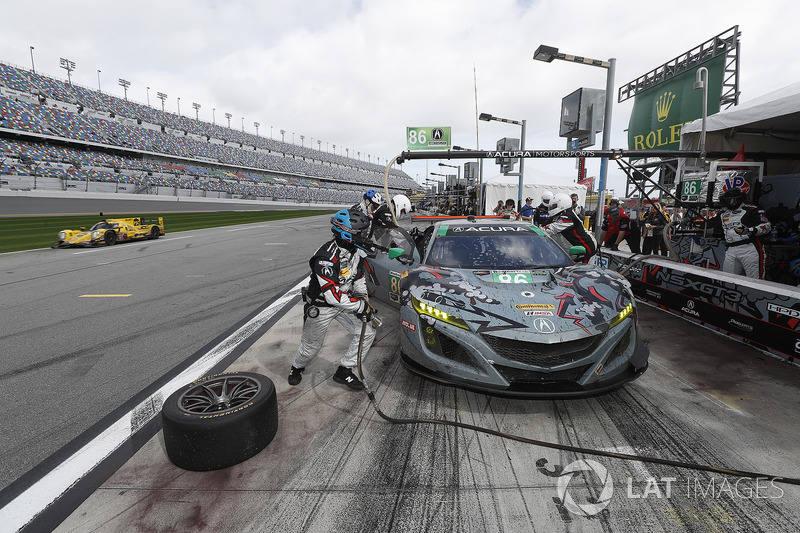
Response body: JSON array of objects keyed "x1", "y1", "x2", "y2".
[
  {"x1": 549, "y1": 193, "x2": 572, "y2": 216},
  {"x1": 331, "y1": 209, "x2": 372, "y2": 251},
  {"x1": 721, "y1": 187, "x2": 746, "y2": 209},
  {"x1": 541, "y1": 191, "x2": 553, "y2": 204},
  {"x1": 364, "y1": 189, "x2": 384, "y2": 206}
]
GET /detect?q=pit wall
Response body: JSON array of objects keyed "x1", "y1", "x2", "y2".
[{"x1": 595, "y1": 249, "x2": 800, "y2": 366}]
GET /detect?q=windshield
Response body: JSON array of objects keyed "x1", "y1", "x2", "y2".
[
  {"x1": 425, "y1": 232, "x2": 574, "y2": 269},
  {"x1": 372, "y1": 226, "x2": 416, "y2": 257},
  {"x1": 90, "y1": 221, "x2": 114, "y2": 230}
]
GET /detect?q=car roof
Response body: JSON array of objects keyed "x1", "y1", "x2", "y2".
[{"x1": 430, "y1": 220, "x2": 546, "y2": 236}]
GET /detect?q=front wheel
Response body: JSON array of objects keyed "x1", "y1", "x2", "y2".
[
  {"x1": 161, "y1": 372, "x2": 278, "y2": 471},
  {"x1": 104, "y1": 231, "x2": 117, "y2": 246}
]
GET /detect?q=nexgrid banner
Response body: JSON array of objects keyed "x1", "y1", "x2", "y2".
[{"x1": 627, "y1": 55, "x2": 725, "y2": 151}]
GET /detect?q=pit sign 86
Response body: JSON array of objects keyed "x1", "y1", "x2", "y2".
[{"x1": 407, "y1": 127, "x2": 451, "y2": 151}]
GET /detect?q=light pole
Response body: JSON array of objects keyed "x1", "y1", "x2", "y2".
[
  {"x1": 254, "y1": 121, "x2": 260, "y2": 136},
  {"x1": 225, "y1": 112, "x2": 232, "y2": 128},
  {"x1": 212, "y1": 108, "x2": 216, "y2": 125},
  {"x1": 300, "y1": 135, "x2": 304, "y2": 147},
  {"x1": 534, "y1": 44, "x2": 616, "y2": 239},
  {"x1": 192, "y1": 102, "x2": 201, "y2": 120},
  {"x1": 59, "y1": 57, "x2": 76, "y2": 86},
  {"x1": 280, "y1": 129, "x2": 285, "y2": 142},
  {"x1": 146, "y1": 86, "x2": 150, "y2": 106},
  {"x1": 96, "y1": 70, "x2": 101, "y2": 92},
  {"x1": 29, "y1": 46, "x2": 35, "y2": 73},
  {"x1": 242, "y1": 117, "x2": 245, "y2": 132},
  {"x1": 318, "y1": 140, "x2": 322, "y2": 151},
  {"x1": 118, "y1": 79, "x2": 130, "y2": 100},
  {"x1": 177, "y1": 97, "x2": 181, "y2": 116},
  {"x1": 479, "y1": 112, "x2": 526, "y2": 212},
  {"x1": 157, "y1": 92, "x2": 167, "y2": 112}
]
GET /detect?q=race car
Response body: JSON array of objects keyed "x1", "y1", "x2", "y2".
[
  {"x1": 54, "y1": 217, "x2": 165, "y2": 248},
  {"x1": 367, "y1": 220, "x2": 649, "y2": 398}
]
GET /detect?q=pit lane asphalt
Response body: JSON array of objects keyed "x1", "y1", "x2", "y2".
[
  {"x1": 52, "y1": 292, "x2": 800, "y2": 532},
  {"x1": 1, "y1": 199, "x2": 799, "y2": 532}
]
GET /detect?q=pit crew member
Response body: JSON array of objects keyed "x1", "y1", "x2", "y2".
[{"x1": 288, "y1": 209, "x2": 377, "y2": 390}]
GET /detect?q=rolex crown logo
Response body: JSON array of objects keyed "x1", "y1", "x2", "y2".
[{"x1": 656, "y1": 91, "x2": 675, "y2": 122}]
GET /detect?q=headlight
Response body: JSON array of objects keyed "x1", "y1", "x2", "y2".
[
  {"x1": 58, "y1": 232, "x2": 66, "y2": 240},
  {"x1": 92, "y1": 230, "x2": 100, "y2": 238},
  {"x1": 609, "y1": 302, "x2": 634, "y2": 329},
  {"x1": 411, "y1": 295, "x2": 470, "y2": 330}
]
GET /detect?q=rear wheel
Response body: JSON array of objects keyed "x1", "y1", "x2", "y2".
[
  {"x1": 149, "y1": 226, "x2": 160, "y2": 239},
  {"x1": 104, "y1": 231, "x2": 117, "y2": 246},
  {"x1": 161, "y1": 372, "x2": 278, "y2": 471}
]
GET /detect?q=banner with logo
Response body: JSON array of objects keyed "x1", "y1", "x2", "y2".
[
  {"x1": 596, "y1": 250, "x2": 800, "y2": 365},
  {"x1": 578, "y1": 176, "x2": 593, "y2": 190},
  {"x1": 627, "y1": 55, "x2": 726, "y2": 152}
]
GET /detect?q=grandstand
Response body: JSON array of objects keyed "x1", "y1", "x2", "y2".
[{"x1": 0, "y1": 60, "x2": 419, "y2": 204}]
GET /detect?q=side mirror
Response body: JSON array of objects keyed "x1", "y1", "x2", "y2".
[
  {"x1": 388, "y1": 247, "x2": 405, "y2": 259},
  {"x1": 568, "y1": 246, "x2": 587, "y2": 256}
]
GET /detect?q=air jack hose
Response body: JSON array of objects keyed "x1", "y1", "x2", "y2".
[{"x1": 355, "y1": 321, "x2": 800, "y2": 487}]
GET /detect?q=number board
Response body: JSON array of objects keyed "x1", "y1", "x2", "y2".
[
  {"x1": 491, "y1": 270, "x2": 534, "y2": 284},
  {"x1": 406, "y1": 127, "x2": 451, "y2": 151},
  {"x1": 388, "y1": 270, "x2": 403, "y2": 302},
  {"x1": 680, "y1": 178, "x2": 704, "y2": 203}
]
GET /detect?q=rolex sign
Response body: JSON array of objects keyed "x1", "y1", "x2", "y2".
[{"x1": 627, "y1": 55, "x2": 725, "y2": 152}]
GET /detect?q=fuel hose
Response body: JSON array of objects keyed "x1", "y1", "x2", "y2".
[{"x1": 355, "y1": 322, "x2": 800, "y2": 487}]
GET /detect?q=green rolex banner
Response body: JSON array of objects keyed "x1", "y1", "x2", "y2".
[{"x1": 627, "y1": 55, "x2": 725, "y2": 151}]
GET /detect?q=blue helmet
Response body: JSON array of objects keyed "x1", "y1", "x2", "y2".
[
  {"x1": 364, "y1": 189, "x2": 384, "y2": 206},
  {"x1": 331, "y1": 209, "x2": 372, "y2": 251}
]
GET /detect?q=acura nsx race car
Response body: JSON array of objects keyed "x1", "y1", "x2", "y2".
[
  {"x1": 367, "y1": 220, "x2": 649, "y2": 398},
  {"x1": 54, "y1": 217, "x2": 165, "y2": 248}
]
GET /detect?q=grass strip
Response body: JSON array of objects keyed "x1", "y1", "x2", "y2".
[{"x1": 0, "y1": 209, "x2": 334, "y2": 253}]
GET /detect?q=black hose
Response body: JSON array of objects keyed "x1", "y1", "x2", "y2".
[{"x1": 355, "y1": 321, "x2": 800, "y2": 487}]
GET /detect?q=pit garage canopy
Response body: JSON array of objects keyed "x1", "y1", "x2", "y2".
[{"x1": 681, "y1": 81, "x2": 800, "y2": 174}]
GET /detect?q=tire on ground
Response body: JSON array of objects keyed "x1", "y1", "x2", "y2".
[{"x1": 161, "y1": 372, "x2": 278, "y2": 471}]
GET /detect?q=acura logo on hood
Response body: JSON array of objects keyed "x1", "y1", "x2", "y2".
[{"x1": 532, "y1": 318, "x2": 556, "y2": 333}]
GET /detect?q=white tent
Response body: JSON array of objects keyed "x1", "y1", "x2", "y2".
[{"x1": 681, "y1": 81, "x2": 800, "y2": 175}]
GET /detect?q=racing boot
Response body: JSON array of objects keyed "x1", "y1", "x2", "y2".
[
  {"x1": 333, "y1": 365, "x2": 364, "y2": 390},
  {"x1": 288, "y1": 366, "x2": 304, "y2": 386}
]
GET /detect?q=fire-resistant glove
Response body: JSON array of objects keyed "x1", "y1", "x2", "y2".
[{"x1": 355, "y1": 302, "x2": 374, "y2": 323}]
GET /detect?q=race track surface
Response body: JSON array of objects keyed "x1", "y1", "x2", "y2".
[{"x1": 1, "y1": 195, "x2": 798, "y2": 532}]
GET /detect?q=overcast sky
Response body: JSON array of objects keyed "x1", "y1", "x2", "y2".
[{"x1": 2, "y1": 0, "x2": 798, "y2": 196}]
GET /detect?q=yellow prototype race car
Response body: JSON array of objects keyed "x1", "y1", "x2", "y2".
[{"x1": 54, "y1": 217, "x2": 165, "y2": 248}]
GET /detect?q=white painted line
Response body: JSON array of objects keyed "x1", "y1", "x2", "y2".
[
  {"x1": 0, "y1": 277, "x2": 307, "y2": 532},
  {"x1": 264, "y1": 242, "x2": 287, "y2": 245},
  {"x1": 72, "y1": 235, "x2": 193, "y2": 254},
  {"x1": 226, "y1": 225, "x2": 268, "y2": 232}
]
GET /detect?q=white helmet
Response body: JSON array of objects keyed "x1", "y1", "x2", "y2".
[
  {"x1": 541, "y1": 191, "x2": 553, "y2": 203},
  {"x1": 549, "y1": 193, "x2": 572, "y2": 215},
  {"x1": 371, "y1": 191, "x2": 384, "y2": 206}
]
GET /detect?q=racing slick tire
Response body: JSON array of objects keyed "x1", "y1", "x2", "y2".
[
  {"x1": 161, "y1": 372, "x2": 278, "y2": 471},
  {"x1": 149, "y1": 227, "x2": 160, "y2": 239},
  {"x1": 104, "y1": 231, "x2": 117, "y2": 246}
]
